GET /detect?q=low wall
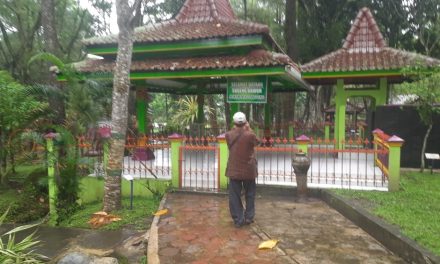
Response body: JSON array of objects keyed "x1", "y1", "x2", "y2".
[{"x1": 79, "y1": 177, "x2": 171, "y2": 204}]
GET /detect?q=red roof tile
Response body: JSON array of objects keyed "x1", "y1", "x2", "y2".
[
  {"x1": 302, "y1": 7, "x2": 440, "y2": 73},
  {"x1": 83, "y1": 0, "x2": 269, "y2": 46},
  {"x1": 74, "y1": 49, "x2": 298, "y2": 74},
  {"x1": 175, "y1": 0, "x2": 236, "y2": 22},
  {"x1": 342, "y1": 8, "x2": 386, "y2": 50}
]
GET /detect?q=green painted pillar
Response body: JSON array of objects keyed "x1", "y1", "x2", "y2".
[
  {"x1": 44, "y1": 132, "x2": 59, "y2": 225},
  {"x1": 296, "y1": 135, "x2": 310, "y2": 154},
  {"x1": 324, "y1": 122, "x2": 331, "y2": 141},
  {"x1": 387, "y1": 135, "x2": 404, "y2": 192},
  {"x1": 377, "y1": 78, "x2": 388, "y2": 106},
  {"x1": 136, "y1": 90, "x2": 147, "y2": 135},
  {"x1": 288, "y1": 123, "x2": 294, "y2": 140},
  {"x1": 217, "y1": 134, "x2": 229, "y2": 190},
  {"x1": 254, "y1": 126, "x2": 260, "y2": 138},
  {"x1": 169, "y1": 134, "x2": 183, "y2": 188},
  {"x1": 335, "y1": 79, "x2": 346, "y2": 149}
]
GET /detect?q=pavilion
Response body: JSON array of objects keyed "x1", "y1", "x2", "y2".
[
  {"x1": 302, "y1": 7, "x2": 440, "y2": 149},
  {"x1": 67, "y1": 0, "x2": 310, "y2": 135}
]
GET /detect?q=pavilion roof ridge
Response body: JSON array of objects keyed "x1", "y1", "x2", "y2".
[
  {"x1": 175, "y1": 0, "x2": 236, "y2": 23},
  {"x1": 342, "y1": 7, "x2": 387, "y2": 50}
]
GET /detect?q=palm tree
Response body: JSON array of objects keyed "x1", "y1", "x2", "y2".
[{"x1": 103, "y1": 0, "x2": 142, "y2": 212}]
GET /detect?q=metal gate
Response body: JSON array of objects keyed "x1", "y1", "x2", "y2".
[{"x1": 179, "y1": 137, "x2": 220, "y2": 191}]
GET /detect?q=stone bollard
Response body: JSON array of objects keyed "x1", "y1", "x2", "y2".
[{"x1": 292, "y1": 151, "x2": 310, "y2": 200}]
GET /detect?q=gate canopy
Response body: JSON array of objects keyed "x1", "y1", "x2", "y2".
[
  {"x1": 68, "y1": 0, "x2": 310, "y2": 94},
  {"x1": 301, "y1": 7, "x2": 440, "y2": 85}
]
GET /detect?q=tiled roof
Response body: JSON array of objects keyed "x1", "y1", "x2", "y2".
[
  {"x1": 302, "y1": 47, "x2": 440, "y2": 72},
  {"x1": 74, "y1": 49, "x2": 298, "y2": 74},
  {"x1": 83, "y1": 0, "x2": 269, "y2": 46},
  {"x1": 302, "y1": 7, "x2": 440, "y2": 73},
  {"x1": 175, "y1": 0, "x2": 236, "y2": 22},
  {"x1": 84, "y1": 20, "x2": 269, "y2": 46}
]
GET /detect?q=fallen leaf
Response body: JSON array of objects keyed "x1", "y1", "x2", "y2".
[
  {"x1": 88, "y1": 212, "x2": 122, "y2": 228},
  {"x1": 153, "y1": 209, "x2": 168, "y2": 216},
  {"x1": 258, "y1": 239, "x2": 279, "y2": 250},
  {"x1": 93, "y1": 211, "x2": 108, "y2": 216}
]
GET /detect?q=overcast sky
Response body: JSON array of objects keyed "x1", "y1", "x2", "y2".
[{"x1": 79, "y1": 0, "x2": 119, "y2": 33}]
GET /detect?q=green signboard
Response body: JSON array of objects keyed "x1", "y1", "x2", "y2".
[{"x1": 227, "y1": 77, "x2": 268, "y2": 103}]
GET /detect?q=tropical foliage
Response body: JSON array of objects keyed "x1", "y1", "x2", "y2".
[
  {"x1": 0, "y1": 71, "x2": 47, "y2": 186},
  {"x1": 0, "y1": 208, "x2": 48, "y2": 263},
  {"x1": 399, "y1": 66, "x2": 440, "y2": 171}
]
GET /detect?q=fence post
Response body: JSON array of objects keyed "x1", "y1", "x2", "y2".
[
  {"x1": 296, "y1": 135, "x2": 310, "y2": 154},
  {"x1": 324, "y1": 122, "x2": 331, "y2": 141},
  {"x1": 169, "y1": 133, "x2": 183, "y2": 188},
  {"x1": 44, "y1": 132, "x2": 59, "y2": 225},
  {"x1": 387, "y1": 135, "x2": 404, "y2": 192},
  {"x1": 217, "y1": 134, "x2": 228, "y2": 190}
]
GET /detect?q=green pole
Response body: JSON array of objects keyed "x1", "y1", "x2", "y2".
[
  {"x1": 324, "y1": 122, "x2": 331, "y2": 141},
  {"x1": 169, "y1": 134, "x2": 183, "y2": 188},
  {"x1": 136, "y1": 98, "x2": 147, "y2": 135},
  {"x1": 217, "y1": 134, "x2": 229, "y2": 190},
  {"x1": 288, "y1": 123, "x2": 294, "y2": 140},
  {"x1": 335, "y1": 79, "x2": 346, "y2": 149},
  {"x1": 45, "y1": 133, "x2": 58, "y2": 225},
  {"x1": 387, "y1": 135, "x2": 404, "y2": 192},
  {"x1": 377, "y1": 78, "x2": 388, "y2": 106}
]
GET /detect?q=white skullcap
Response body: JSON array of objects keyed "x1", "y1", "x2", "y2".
[{"x1": 233, "y1": 112, "x2": 246, "y2": 124}]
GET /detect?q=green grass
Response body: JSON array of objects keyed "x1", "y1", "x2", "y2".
[
  {"x1": 0, "y1": 164, "x2": 48, "y2": 223},
  {"x1": 333, "y1": 171, "x2": 440, "y2": 256},
  {"x1": 58, "y1": 197, "x2": 160, "y2": 231}
]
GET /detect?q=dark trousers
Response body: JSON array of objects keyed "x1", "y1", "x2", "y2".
[{"x1": 228, "y1": 179, "x2": 256, "y2": 225}]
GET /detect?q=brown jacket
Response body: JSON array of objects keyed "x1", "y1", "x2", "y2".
[{"x1": 225, "y1": 126, "x2": 258, "y2": 180}]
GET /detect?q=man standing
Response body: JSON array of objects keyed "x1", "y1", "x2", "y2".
[{"x1": 225, "y1": 112, "x2": 258, "y2": 227}]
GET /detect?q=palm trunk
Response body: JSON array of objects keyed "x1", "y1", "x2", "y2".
[
  {"x1": 420, "y1": 123, "x2": 432, "y2": 172},
  {"x1": 103, "y1": 0, "x2": 137, "y2": 212}
]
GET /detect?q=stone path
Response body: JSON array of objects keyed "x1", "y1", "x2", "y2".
[{"x1": 151, "y1": 191, "x2": 405, "y2": 264}]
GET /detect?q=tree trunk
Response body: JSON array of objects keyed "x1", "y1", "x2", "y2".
[
  {"x1": 41, "y1": 0, "x2": 66, "y2": 125},
  {"x1": 41, "y1": 0, "x2": 61, "y2": 57},
  {"x1": 420, "y1": 123, "x2": 433, "y2": 173},
  {"x1": 285, "y1": 0, "x2": 299, "y2": 61},
  {"x1": 283, "y1": 0, "x2": 298, "y2": 129},
  {"x1": 103, "y1": 0, "x2": 139, "y2": 212}
]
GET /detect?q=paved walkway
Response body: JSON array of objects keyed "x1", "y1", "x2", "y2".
[{"x1": 150, "y1": 191, "x2": 405, "y2": 264}]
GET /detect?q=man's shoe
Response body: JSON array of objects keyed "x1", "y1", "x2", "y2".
[
  {"x1": 234, "y1": 222, "x2": 243, "y2": 228},
  {"x1": 244, "y1": 219, "x2": 254, "y2": 225}
]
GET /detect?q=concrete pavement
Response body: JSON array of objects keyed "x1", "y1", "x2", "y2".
[{"x1": 148, "y1": 190, "x2": 405, "y2": 264}]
